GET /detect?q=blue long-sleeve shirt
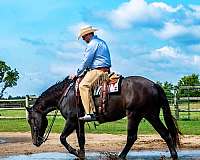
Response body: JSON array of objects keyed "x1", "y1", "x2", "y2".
[{"x1": 77, "y1": 35, "x2": 111, "y2": 76}]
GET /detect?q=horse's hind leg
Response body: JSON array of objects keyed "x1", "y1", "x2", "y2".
[
  {"x1": 119, "y1": 111, "x2": 142, "y2": 159},
  {"x1": 146, "y1": 116, "x2": 178, "y2": 160},
  {"x1": 60, "y1": 118, "x2": 79, "y2": 157},
  {"x1": 76, "y1": 121, "x2": 85, "y2": 159}
]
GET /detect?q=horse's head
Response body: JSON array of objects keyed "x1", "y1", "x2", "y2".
[
  {"x1": 26, "y1": 106, "x2": 48, "y2": 147},
  {"x1": 26, "y1": 76, "x2": 72, "y2": 146}
]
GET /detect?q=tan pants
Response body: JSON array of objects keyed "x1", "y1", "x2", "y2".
[{"x1": 79, "y1": 69, "x2": 104, "y2": 114}]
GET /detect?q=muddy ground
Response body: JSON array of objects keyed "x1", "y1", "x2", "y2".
[{"x1": 0, "y1": 132, "x2": 199, "y2": 156}]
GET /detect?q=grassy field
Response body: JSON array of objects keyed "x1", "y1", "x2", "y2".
[
  {"x1": 0, "y1": 115, "x2": 199, "y2": 135},
  {"x1": 0, "y1": 109, "x2": 26, "y2": 118},
  {"x1": 1, "y1": 105, "x2": 200, "y2": 119},
  {"x1": 0, "y1": 103, "x2": 199, "y2": 135}
]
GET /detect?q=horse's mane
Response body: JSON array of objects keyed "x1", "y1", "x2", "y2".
[{"x1": 35, "y1": 76, "x2": 70, "y2": 105}]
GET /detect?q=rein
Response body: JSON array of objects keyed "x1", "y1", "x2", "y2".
[
  {"x1": 42, "y1": 109, "x2": 58, "y2": 143},
  {"x1": 41, "y1": 81, "x2": 74, "y2": 143}
]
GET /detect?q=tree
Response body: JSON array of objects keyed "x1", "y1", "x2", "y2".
[
  {"x1": 0, "y1": 60, "x2": 19, "y2": 98},
  {"x1": 162, "y1": 81, "x2": 174, "y2": 99},
  {"x1": 156, "y1": 81, "x2": 174, "y2": 99},
  {"x1": 178, "y1": 73, "x2": 200, "y2": 86},
  {"x1": 177, "y1": 74, "x2": 200, "y2": 97}
]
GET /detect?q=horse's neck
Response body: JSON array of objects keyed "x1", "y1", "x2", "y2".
[
  {"x1": 34, "y1": 103, "x2": 55, "y2": 115},
  {"x1": 44, "y1": 105, "x2": 58, "y2": 114},
  {"x1": 36, "y1": 96, "x2": 60, "y2": 115},
  {"x1": 43, "y1": 86, "x2": 69, "y2": 114},
  {"x1": 36, "y1": 79, "x2": 71, "y2": 114}
]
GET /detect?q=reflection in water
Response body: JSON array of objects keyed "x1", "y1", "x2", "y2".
[{"x1": 1, "y1": 150, "x2": 200, "y2": 160}]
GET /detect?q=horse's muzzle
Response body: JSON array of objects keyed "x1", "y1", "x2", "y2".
[
  {"x1": 32, "y1": 134, "x2": 44, "y2": 147},
  {"x1": 33, "y1": 138, "x2": 43, "y2": 147}
]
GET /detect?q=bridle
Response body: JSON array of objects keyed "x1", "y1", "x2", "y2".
[
  {"x1": 42, "y1": 109, "x2": 58, "y2": 143},
  {"x1": 32, "y1": 81, "x2": 74, "y2": 144},
  {"x1": 31, "y1": 108, "x2": 58, "y2": 144}
]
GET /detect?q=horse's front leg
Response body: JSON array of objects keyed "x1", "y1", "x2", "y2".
[
  {"x1": 60, "y1": 118, "x2": 79, "y2": 158},
  {"x1": 76, "y1": 120, "x2": 85, "y2": 159}
]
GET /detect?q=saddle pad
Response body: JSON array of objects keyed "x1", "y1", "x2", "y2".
[{"x1": 93, "y1": 78, "x2": 121, "y2": 96}]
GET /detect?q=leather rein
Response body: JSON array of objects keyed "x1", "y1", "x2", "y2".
[{"x1": 40, "y1": 81, "x2": 74, "y2": 143}]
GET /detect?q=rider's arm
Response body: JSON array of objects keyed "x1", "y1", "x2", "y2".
[{"x1": 77, "y1": 41, "x2": 98, "y2": 76}]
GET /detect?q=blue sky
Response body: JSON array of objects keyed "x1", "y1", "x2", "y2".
[{"x1": 0, "y1": 0, "x2": 200, "y2": 97}]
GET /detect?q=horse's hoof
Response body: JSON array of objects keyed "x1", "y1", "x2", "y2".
[
  {"x1": 68, "y1": 148, "x2": 79, "y2": 158},
  {"x1": 78, "y1": 149, "x2": 85, "y2": 159},
  {"x1": 119, "y1": 157, "x2": 126, "y2": 160},
  {"x1": 118, "y1": 155, "x2": 126, "y2": 160},
  {"x1": 171, "y1": 157, "x2": 178, "y2": 160},
  {"x1": 171, "y1": 154, "x2": 178, "y2": 160}
]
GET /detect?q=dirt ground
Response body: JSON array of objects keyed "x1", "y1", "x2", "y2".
[{"x1": 0, "y1": 132, "x2": 199, "y2": 156}]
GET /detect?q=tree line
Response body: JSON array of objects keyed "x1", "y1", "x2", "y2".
[
  {"x1": 157, "y1": 73, "x2": 200, "y2": 98},
  {"x1": 0, "y1": 60, "x2": 199, "y2": 99}
]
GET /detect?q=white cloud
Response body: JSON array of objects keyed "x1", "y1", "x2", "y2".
[
  {"x1": 151, "y1": 46, "x2": 182, "y2": 59},
  {"x1": 153, "y1": 21, "x2": 200, "y2": 40},
  {"x1": 105, "y1": 0, "x2": 181, "y2": 29},
  {"x1": 188, "y1": 5, "x2": 200, "y2": 19},
  {"x1": 190, "y1": 5, "x2": 200, "y2": 11},
  {"x1": 151, "y1": 2, "x2": 183, "y2": 12},
  {"x1": 193, "y1": 55, "x2": 200, "y2": 67},
  {"x1": 151, "y1": 46, "x2": 200, "y2": 69},
  {"x1": 153, "y1": 22, "x2": 187, "y2": 39},
  {"x1": 106, "y1": 0, "x2": 158, "y2": 29}
]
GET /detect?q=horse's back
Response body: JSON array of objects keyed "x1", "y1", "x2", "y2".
[
  {"x1": 120, "y1": 76, "x2": 160, "y2": 111},
  {"x1": 121, "y1": 76, "x2": 157, "y2": 94},
  {"x1": 123, "y1": 76, "x2": 155, "y2": 85}
]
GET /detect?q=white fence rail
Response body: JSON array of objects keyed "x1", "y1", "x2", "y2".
[
  {"x1": 1, "y1": 86, "x2": 200, "y2": 120},
  {"x1": 0, "y1": 96, "x2": 60, "y2": 119},
  {"x1": 0, "y1": 96, "x2": 37, "y2": 119},
  {"x1": 174, "y1": 86, "x2": 200, "y2": 120}
]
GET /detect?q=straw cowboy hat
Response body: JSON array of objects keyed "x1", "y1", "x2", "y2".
[{"x1": 78, "y1": 26, "x2": 98, "y2": 40}]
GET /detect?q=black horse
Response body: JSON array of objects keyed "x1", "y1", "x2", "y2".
[{"x1": 26, "y1": 76, "x2": 180, "y2": 159}]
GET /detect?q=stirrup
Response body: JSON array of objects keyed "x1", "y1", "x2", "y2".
[{"x1": 79, "y1": 114, "x2": 96, "y2": 121}]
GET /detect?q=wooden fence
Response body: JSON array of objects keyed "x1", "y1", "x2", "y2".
[
  {"x1": 0, "y1": 96, "x2": 60, "y2": 119},
  {"x1": 1, "y1": 86, "x2": 200, "y2": 120},
  {"x1": 0, "y1": 96, "x2": 36, "y2": 119},
  {"x1": 173, "y1": 86, "x2": 200, "y2": 120}
]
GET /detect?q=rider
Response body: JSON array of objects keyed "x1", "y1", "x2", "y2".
[{"x1": 76, "y1": 26, "x2": 111, "y2": 121}]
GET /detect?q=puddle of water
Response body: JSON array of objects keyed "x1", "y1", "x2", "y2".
[
  {"x1": 127, "y1": 150, "x2": 200, "y2": 160},
  {"x1": 0, "y1": 139, "x2": 6, "y2": 144},
  {"x1": 0, "y1": 150, "x2": 200, "y2": 160}
]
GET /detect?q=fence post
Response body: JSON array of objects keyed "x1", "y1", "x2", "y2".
[
  {"x1": 187, "y1": 87, "x2": 190, "y2": 120},
  {"x1": 174, "y1": 87, "x2": 179, "y2": 120},
  {"x1": 25, "y1": 95, "x2": 29, "y2": 119}
]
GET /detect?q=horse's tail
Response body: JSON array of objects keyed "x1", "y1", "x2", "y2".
[{"x1": 155, "y1": 84, "x2": 181, "y2": 148}]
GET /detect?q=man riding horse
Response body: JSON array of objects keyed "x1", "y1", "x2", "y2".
[
  {"x1": 72, "y1": 26, "x2": 111, "y2": 121},
  {"x1": 27, "y1": 26, "x2": 180, "y2": 160}
]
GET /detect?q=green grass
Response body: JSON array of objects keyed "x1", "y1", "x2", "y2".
[
  {"x1": 0, "y1": 117, "x2": 199, "y2": 135},
  {"x1": 0, "y1": 109, "x2": 26, "y2": 117},
  {"x1": 0, "y1": 107, "x2": 199, "y2": 134},
  {"x1": 0, "y1": 119, "x2": 30, "y2": 132}
]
